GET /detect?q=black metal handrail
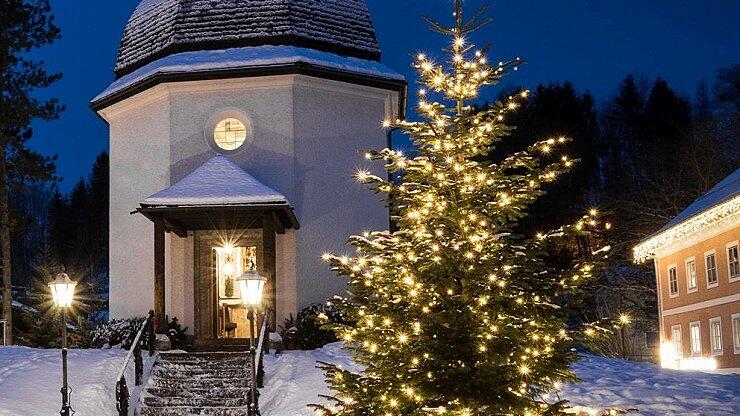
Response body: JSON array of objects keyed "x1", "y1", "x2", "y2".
[
  {"x1": 255, "y1": 311, "x2": 269, "y2": 386},
  {"x1": 247, "y1": 310, "x2": 270, "y2": 414},
  {"x1": 115, "y1": 310, "x2": 156, "y2": 416}
]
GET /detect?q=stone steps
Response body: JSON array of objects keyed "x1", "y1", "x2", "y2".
[
  {"x1": 158, "y1": 352, "x2": 249, "y2": 362},
  {"x1": 152, "y1": 368, "x2": 249, "y2": 379},
  {"x1": 156, "y1": 360, "x2": 247, "y2": 369},
  {"x1": 146, "y1": 388, "x2": 248, "y2": 399},
  {"x1": 150, "y1": 377, "x2": 251, "y2": 390},
  {"x1": 139, "y1": 352, "x2": 255, "y2": 416},
  {"x1": 143, "y1": 396, "x2": 249, "y2": 408},
  {"x1": 140, "y1": 407, "x2": 250, "y2": 416}
]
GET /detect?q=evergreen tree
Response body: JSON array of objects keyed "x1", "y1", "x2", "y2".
[
  {"x1": 8, "y1": 177, "x2": 55, "y2": 286},
  {"x1": 713, "y1": 65, "x2": 740, "y2": 160},
  {"x1": 484, "y1": 82, "x2": 600, "y2": 235},
  {"x1": 88, "y1": 152, "x2": 110, "y2": 277},
  {"x1": 0, "y1": 0, "x2": 62, "y2": 345},
  {"x1": 46, "y1": 152, "x2": 109, "y2": 278},
  {"x1": 314, "y1": 3, "x2": 620, "y2": 415}
]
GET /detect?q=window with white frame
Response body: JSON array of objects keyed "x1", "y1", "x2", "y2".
[
  {"x1": 685, "y1": 258, "x2": 697, "y2": 292},
  {"x1": 728, "y1": 242, "x2": 740, "y2": 280},
  {"x1": 709, "y1": 317, "x2": 722, "y2": 355},
  {"x1": 733, "y1": 314, "x2": 740, "y2": 355},
  {"x1": 671, "y1": 325, "x2": 682, "y2": 356},
  {"x1": 668, "y1": 265, "x2": 678, "y2": 297},
  {"x1": 705, "y1": 250, "x2": 718, "y2": 287},
  {"x1": 689, "y1": 321, "x2": 701, "y2": 356}
]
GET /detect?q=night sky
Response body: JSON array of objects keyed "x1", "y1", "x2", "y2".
[{"x1": 28, "y1": 0, "x2": 740, "y2": 190}]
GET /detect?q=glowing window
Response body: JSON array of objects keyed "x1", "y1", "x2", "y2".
[
  {"x1": 214, "y1": 118, "x2": 247, "y2": 151},
  {"x1": 671, "y1": 325, "x2": 682, "y2": 356},
  {"x1": 689, "y1": 322, "x2": 701, "y2": 356},
  {"x1": 710, "y1": 317, "x2": 722, "y2": 355}
]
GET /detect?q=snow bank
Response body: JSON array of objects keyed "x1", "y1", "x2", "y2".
[
  {"x1": 561, "y1": 354, "x2": 740, "y2": 415},
  {"x1": 0, "y1": 347, "x2": 148, "y2": 416},
  {"x1": 261, "y1": 343, "x2": 740, "y2": 416},
  {"x1": 260, "y1": 343, "x2": 360, "y2": 415}
]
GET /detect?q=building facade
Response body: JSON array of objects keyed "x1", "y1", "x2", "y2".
[
  {"x1": 634, "y1": 169, "x2": 739, "y2": 373},
  {"x1": 93, "y1": 0, "x2": 406, "y2": 349}
]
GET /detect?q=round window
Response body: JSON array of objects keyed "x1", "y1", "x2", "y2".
[{"x1": 213, "y1": 118, "x2": 248, "y2": 151}]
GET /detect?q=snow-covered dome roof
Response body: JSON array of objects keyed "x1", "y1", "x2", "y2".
[{"x1": 115, "y1": 0, "x2": 381, "y2": 78}]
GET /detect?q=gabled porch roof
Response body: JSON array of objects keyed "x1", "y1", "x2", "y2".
[{"x1": 135, "y1": 155, "x2": 299, "y2": 236}]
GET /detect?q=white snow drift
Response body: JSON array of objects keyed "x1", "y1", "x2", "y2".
[
  {"x1": 260, "y1": 343, "x2": 740, "y2": 416},
  {"x1": 1, "y1": 344, "x2": 738, "y2": 415}
]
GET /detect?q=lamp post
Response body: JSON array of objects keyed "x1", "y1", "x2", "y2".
[
  {"x1": 49, "y1": 271, "x2": 77, "y2": 416},
  {"x1": 236, "y1": 270, "x2": 266, "y2": 416}
]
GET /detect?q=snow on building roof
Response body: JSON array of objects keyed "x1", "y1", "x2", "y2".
[
  {"x1": 93, "y1": 45, "x2": 405, "y2": 109},
  {"x1": 141, "y1": 155, "x2": 290, "y2": 207},
  {"x1": 634, "y1": 168, "x2": 740, "y2": 262},
  {"x1": 658, "y1": 168, "x2": 739, "y2": 233},
  {"x1": 115, "y1": 0, "x2": 381, "y2": 77}
]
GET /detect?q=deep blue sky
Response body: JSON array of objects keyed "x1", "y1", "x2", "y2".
[{"x1": 29, "y1": 0, "x2": 740, "y2": 190}]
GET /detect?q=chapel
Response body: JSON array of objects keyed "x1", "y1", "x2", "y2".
[{"x1": 92, "y1": 0, "x2": 406, "y2": 349}]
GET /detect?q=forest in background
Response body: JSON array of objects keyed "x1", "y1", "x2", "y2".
[
  {"x1": 3, "y1": 67, "x2": 738, "y2": 349},
  {"x1": 7, "y1": 152, "x2": 108, "y2": 346},
  {"x1": 481, "y1": 67, "x2": 738, "y2": 358}
]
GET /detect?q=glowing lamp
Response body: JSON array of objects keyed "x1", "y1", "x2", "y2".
[
  {"x1": 236, "y1": 270, "x2": 266, "y2": 307},
  {"x1": 49, "y1": 271, "x2": 77, "y2": 308},
  {"x1": 222, "y1": 261, "x2": 235, "y2": 276}
]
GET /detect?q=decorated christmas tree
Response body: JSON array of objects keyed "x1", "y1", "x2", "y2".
[{"x1": 314, "y1": 2, "x2": 623, "y2": 415}]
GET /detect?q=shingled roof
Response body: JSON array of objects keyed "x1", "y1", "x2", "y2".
[{"x1": 115, "y1": 0, "x2": 381, "y2": 78}]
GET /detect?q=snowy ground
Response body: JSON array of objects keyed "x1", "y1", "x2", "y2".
[
  {"x1": 261, "y1": 343, "x2": 740, "y2": 416},
  {"x1": 1, "y1": 345, "x2": 737, "y2": 415},
  {"x1": 260, "y1": 343, "x2": 361, "y2": 415},
  {"x1": 0, "y1": 346, "x2": 148, "y2": 416}
]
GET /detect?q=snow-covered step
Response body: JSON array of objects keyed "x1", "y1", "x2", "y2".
[
  {"x1": 152, "y1": 367, "x2": 248, "y2": 379},
  {"x1": 150, "y1": 377, "x2": 251, "y2": 390},
  {"x1": 146, "y1": 387, "x2": 249, "y2": 399},
  {"x1": 158, "y1": 352, "x2": 249, "y2": 362},
  {"x1": 139, "y1": 352, "x2": 255, "y2": 416},
  {"x1": 140, "y1": 407, "x2": 250, "y2": 416},
  {"x1": 143, "y1": 396, "x2": 249, "y2": 408},
  {"x1": 156, "y1": 359, "x2": 247, "y2": 369}
]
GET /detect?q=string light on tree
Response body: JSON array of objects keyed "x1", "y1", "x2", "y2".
[{"x1": 311, "y1": 1, "x2": 626, "y2": 415}]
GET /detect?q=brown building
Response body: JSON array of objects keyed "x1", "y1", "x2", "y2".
[{"x1": 634, "y1": 169, "x2": 739, "y2": 373}]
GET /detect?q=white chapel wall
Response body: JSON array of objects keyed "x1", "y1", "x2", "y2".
[
  {"x1": 103, "y1": 93, "x2": 171, "y2": 320},
  {"x1": 292, "y1": 76, "x2": 399, "y2": 310}
]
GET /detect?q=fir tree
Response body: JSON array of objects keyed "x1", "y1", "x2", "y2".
[
  {"x1": 0, "y1": 0, "x2": 62, "y2": 345},
  {"x1": 314, "y1": 2, "x2": 623, "y2": 415}
]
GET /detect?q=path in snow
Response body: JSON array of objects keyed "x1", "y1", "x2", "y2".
[
  {"x1": 261, "y1": 343, "x2": 740, "y2": 416},
  {"x1": 0, "y1": 347, "x2": 130, "y2": 416}
]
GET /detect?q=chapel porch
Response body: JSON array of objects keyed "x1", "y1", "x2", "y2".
[{"x1": 135, "y1": 156, "x2": 299, "y2": 351}]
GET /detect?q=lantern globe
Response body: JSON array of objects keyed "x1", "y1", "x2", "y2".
[
  {"x1": 236, "y1": 270, "x2": 266, "y2": 306},
  {"x1": 49, "y1": 272, "x2": 77, "y2": 308}
]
